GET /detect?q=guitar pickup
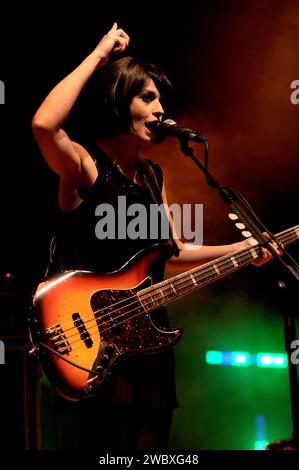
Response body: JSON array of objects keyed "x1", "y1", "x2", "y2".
[
  {"x1": 72, "y1": 313, "x2": 93, "y2": 348},
  {"x1": 46, "y1": 323, "x2": 72, "y2": 354}
]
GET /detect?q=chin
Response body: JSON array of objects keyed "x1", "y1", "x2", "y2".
[
  {"x1": 130, "y1": 127, "x2": 154, "y2": 144},
  {"x1": 137, "y1": 133, "x2": 153, "y2": 144}
]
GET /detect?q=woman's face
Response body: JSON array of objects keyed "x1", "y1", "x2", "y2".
[{"x1": 129, "y1": 79, "x2": 164, "y2": 143}]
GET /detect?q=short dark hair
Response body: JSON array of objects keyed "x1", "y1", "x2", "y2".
[{"x1": 90, "y1": 56, "x2": 174, "y2": 137}]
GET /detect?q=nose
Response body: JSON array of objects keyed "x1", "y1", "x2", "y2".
[{"x1": 152, "y1": 100, "x2": 164, "y2": 121}]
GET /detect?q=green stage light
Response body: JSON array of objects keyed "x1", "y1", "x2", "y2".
[
  {"x1": 205, "y1": 350, "x2": 223, "y2": 365},
  {"x1": 256, "y1": 353, "x2": 287, "y2": 368},
  {"x1": 231, "y1": 351, "x2": 250, "y2": 367},
  {"x1": 205, "y1": 351, "x2": 287, "y2": 368},
  {"x1": 254, "y1": 440, "x2": 268, "y2": 450}
]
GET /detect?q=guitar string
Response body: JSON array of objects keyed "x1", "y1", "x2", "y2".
[
  {"x1": 50, "y1": 243, "x2": 260, "y2": 341},
  {"x1": 52, "y1": 248, "x2": 290, "y2": 354},
  {"x1": 49, "y1": 228, "x2": 293, "y2": 341},
  {"x1": 59, "y1": 252, "x2": 284, "y2": 353},
  {"x1": 50, "y1": 230, "x2": 295, "y2": 351},
  {"x1": 50, "y1": 230, "x2": 294, "y2": 348}
]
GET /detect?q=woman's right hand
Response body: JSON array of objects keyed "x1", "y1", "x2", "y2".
[{"x1": 92, "y1": 22, "x2": 130, "y2": 66}]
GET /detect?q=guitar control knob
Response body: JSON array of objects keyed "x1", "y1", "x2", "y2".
[{"x1": 102, "y1": 354, "x2": 109, "y2": 362}]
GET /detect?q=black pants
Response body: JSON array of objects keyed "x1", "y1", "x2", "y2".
[{"x1": 46, "y1": 397, "x2": 173, "y2": 450}]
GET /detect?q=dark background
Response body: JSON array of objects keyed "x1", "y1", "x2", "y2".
[{"x1": 0, "y1": 0, "x2": 298, "y2": 450}]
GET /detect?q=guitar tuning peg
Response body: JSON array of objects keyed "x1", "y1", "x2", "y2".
[
  {"x1": 235, "y1": 222, "x2": 245, "y2": 230},
  {"x1": 242, "y1": 230, "x2": 253, "y2": 238},
  {"x1": 228, "y1": 213, "x2": 238, "y2": 220}
]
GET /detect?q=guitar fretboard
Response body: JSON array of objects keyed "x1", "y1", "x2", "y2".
[{"x1": 138, "y1": 225, "x2": 299, "y2": 312}]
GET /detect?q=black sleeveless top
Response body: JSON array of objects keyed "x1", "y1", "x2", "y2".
[
  {"x1": 49, "y1": 145, "x2": 175, "y2": 274},
  {"x1": 49, "y1": 145, "x2": 178, "y2": 411}
]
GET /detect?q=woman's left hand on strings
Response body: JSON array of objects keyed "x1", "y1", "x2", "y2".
[{"x1": 233, "y1": 232, "x2": 284, "y2": 266}]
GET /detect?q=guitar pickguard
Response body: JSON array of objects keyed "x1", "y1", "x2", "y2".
[{"x1": 90, "y1": 277, "x2": 181, "y2": 358}]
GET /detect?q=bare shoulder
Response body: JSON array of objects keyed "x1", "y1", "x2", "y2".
[
  {"x1": 59, "y1": 141, "x2": 99, "y2": 211},
  {"x1": 72, "y1": 141, "x2": 98, "y2": 184}
]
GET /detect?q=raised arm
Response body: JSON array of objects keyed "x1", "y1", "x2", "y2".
[{"x1": 31, "y1": 22, "x2": 129, "y2": 178}]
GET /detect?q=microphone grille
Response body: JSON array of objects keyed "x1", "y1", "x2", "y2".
[{"x1": 162, "y1": 119, "x2": 177, "y2": 126}]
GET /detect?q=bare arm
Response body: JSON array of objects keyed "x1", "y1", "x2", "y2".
[
  {"x1": 161, "y1": 184, "x2": 279, "y2": 270},
  {"x1": 31, "y1": 22, "x2": 129, "y2": 177}
]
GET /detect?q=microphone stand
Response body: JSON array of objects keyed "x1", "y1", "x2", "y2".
[{"x1": 179, "y1": 137, "x2": 299, "y2": 450}]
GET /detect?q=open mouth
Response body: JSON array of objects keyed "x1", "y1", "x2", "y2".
[{"x1": 145, "y1": 120, "x2": 159, "y2": 132}]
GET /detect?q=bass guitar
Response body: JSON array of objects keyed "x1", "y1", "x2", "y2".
[{"x1": 30, "y1": 224, "x2": 299, "y2": 400}]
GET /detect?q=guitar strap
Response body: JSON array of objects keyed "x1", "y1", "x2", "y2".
[{"x1": 140, "y1": 159, "x2": 180, "y2": 257}]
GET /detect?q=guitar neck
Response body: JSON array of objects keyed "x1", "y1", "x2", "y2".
[{"x1": 138, "y1": 225, "x2": 299, "y2": 312}]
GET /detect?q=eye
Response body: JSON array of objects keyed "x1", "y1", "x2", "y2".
[{"x1": 139, "y1": 91, "x2": 156, "y2": 103}]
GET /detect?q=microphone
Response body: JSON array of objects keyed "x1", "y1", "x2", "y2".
[{"x1": 145, "y1": 119, "x2": 207, "y2": 144}]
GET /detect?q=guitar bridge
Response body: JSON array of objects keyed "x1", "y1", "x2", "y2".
[{"x1": 46, "y1": 323, "x2": 72, "y2": 354}]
